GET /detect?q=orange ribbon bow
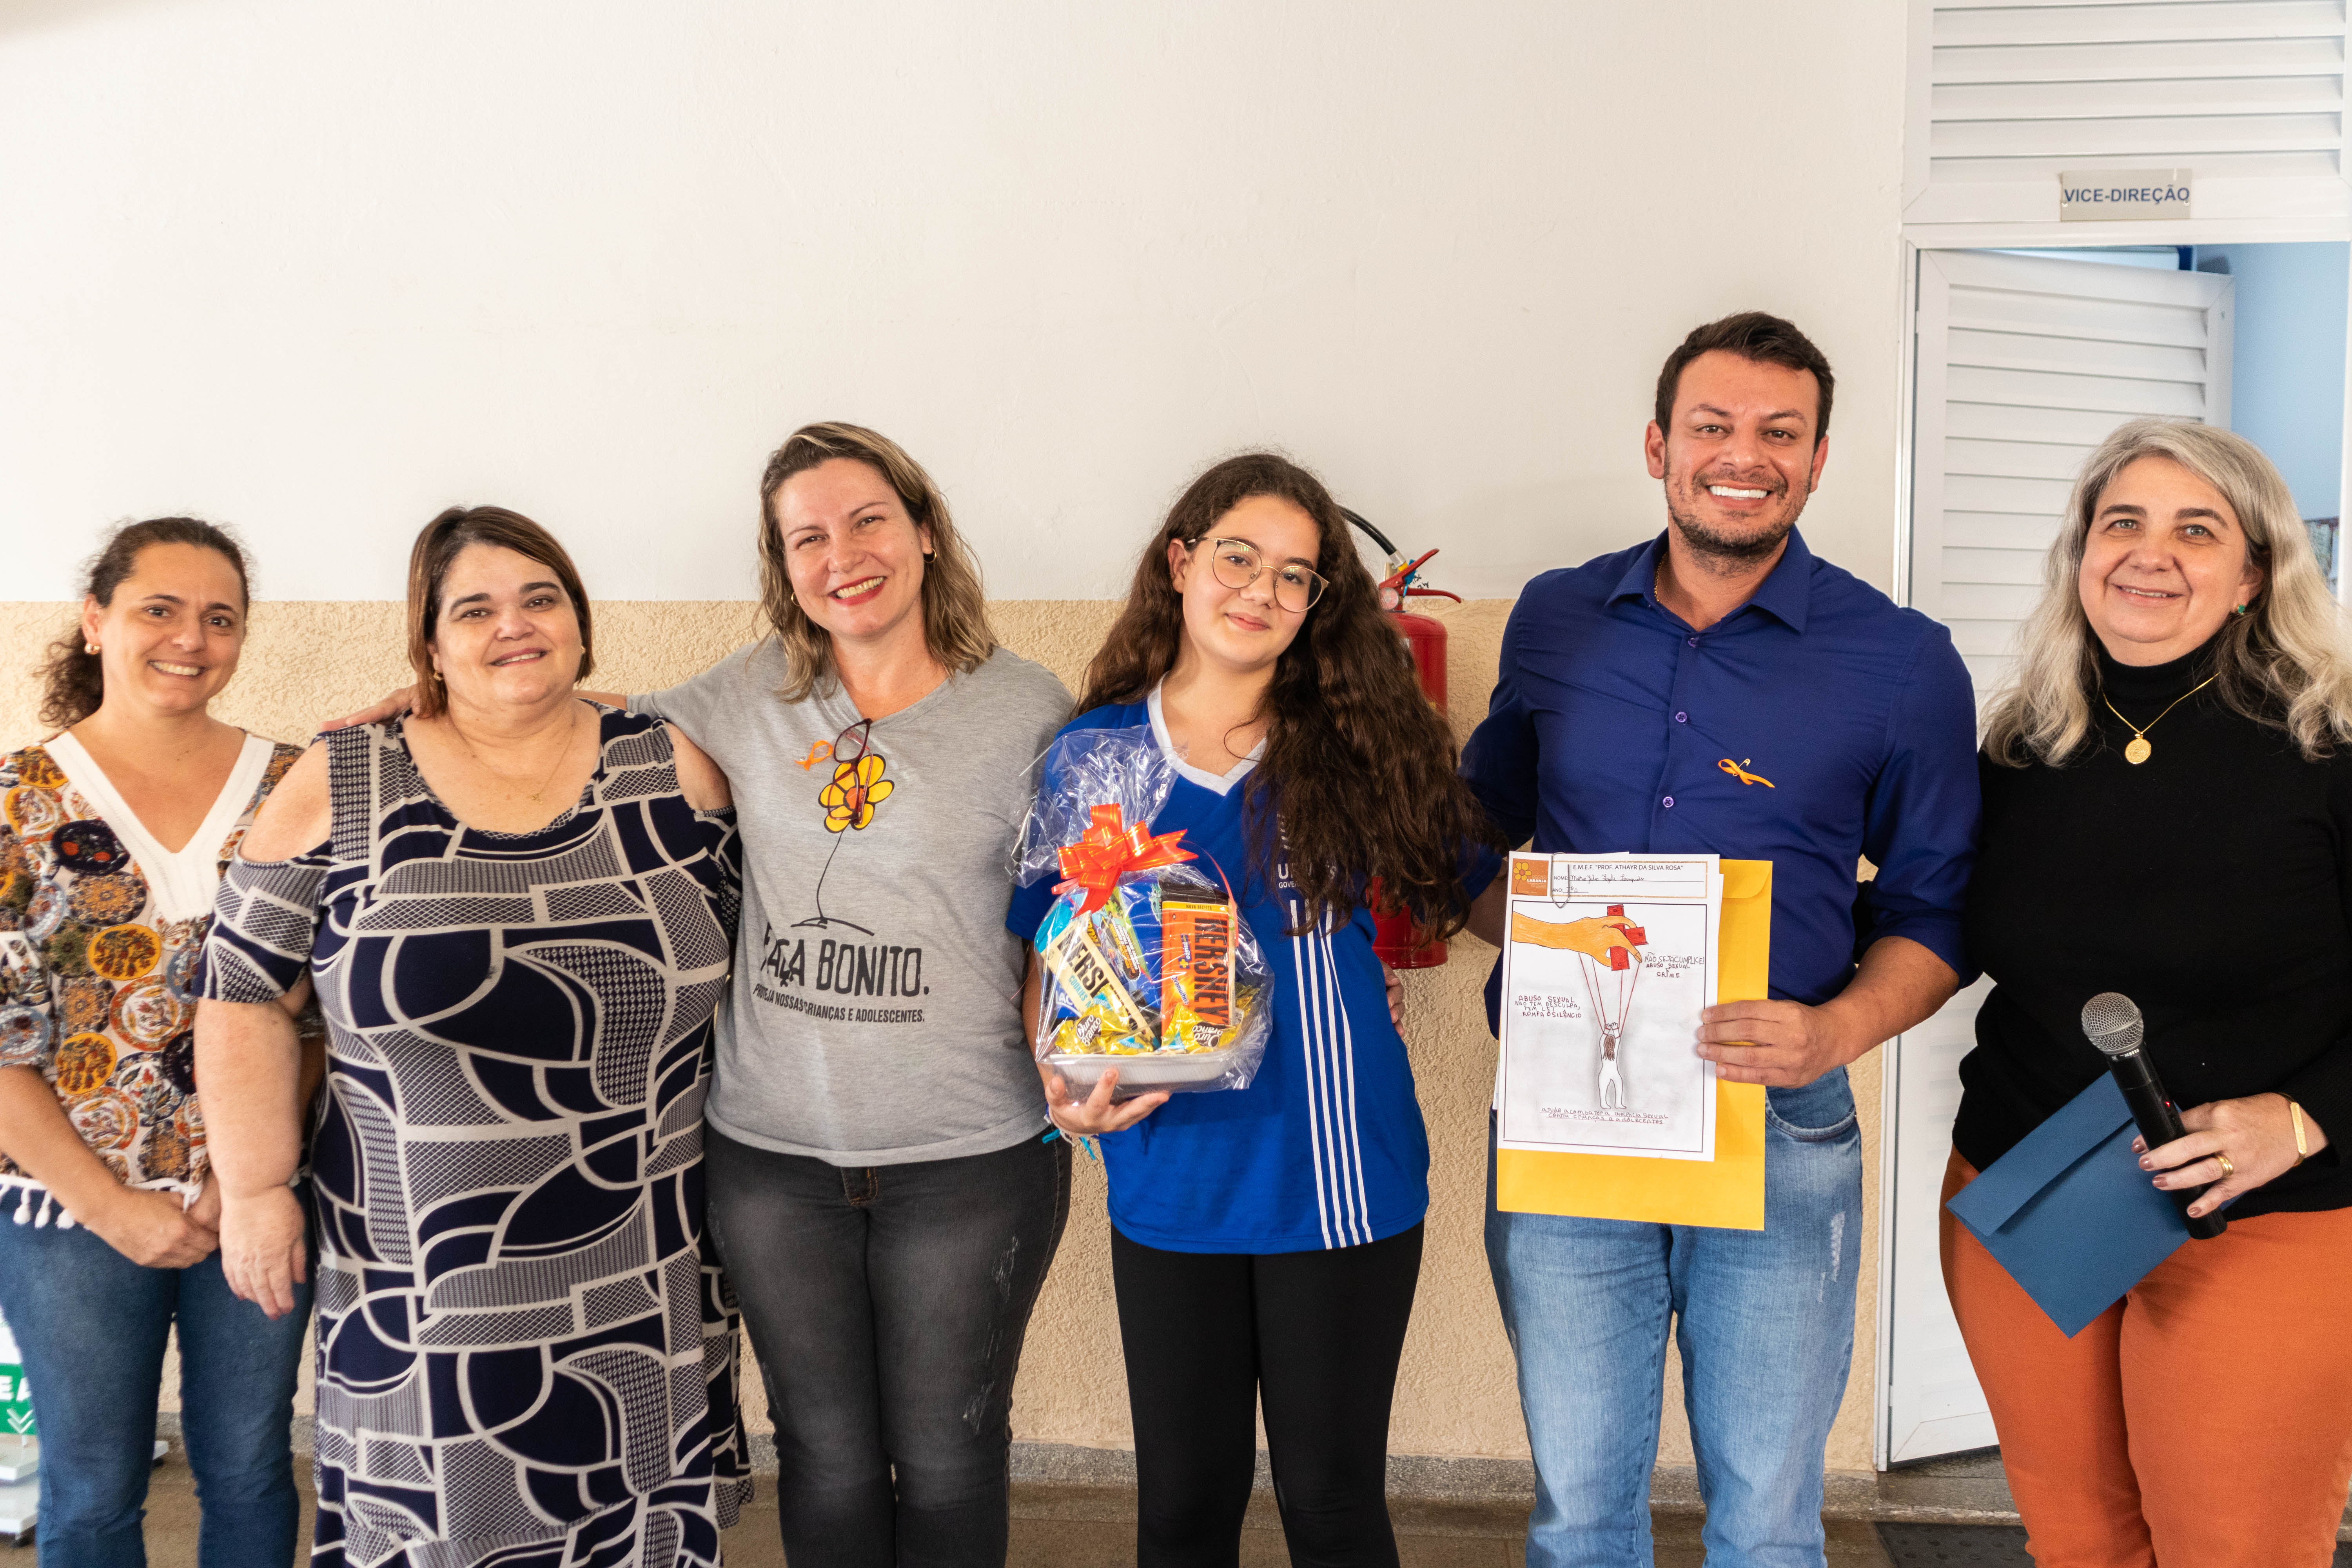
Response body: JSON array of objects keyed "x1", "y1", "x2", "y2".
[{"x1": 1054, "y1": 803, "x2": 1197, "y2": 913}]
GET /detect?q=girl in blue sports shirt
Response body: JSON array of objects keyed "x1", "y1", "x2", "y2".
[{"x1": 1007, "y1": 452, "x2": 1501, "y2": 1568}]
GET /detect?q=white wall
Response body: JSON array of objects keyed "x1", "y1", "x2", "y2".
[{"x1": 0, "y1": 0, "x2": 1912, "y2": 605}]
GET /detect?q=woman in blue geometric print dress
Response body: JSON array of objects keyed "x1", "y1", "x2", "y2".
[{"x1": 197, "y1": 507, "x2": 750, "y2": 1568}]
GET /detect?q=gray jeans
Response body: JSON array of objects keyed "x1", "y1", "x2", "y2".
[{"x1": 705, "y1": 1126, "x2": 1071, "y2": 1568}]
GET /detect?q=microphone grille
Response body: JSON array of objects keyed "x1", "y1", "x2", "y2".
[{"x1": 2080, "y1": 992, "x2": 2143, "y2": 1056}]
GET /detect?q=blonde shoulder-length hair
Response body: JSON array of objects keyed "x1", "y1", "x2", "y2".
[
  {"x1": 753, "y1": 421, "x2": 996, "y2": 704},
  {"x1": 1984, "y1": 418, "x2": 2352, "y2": 767}
]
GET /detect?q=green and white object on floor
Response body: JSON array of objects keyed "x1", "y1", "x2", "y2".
[
  {"x1": 0, "y1": 1307, "x2": 31, "y2": 1444},
  {"x1": 0, "y1": 1304, "x2": 33, "y2": 1478},
  {"x1": 0, "y1": 1305, "x2": 33, "y2": 1541}
]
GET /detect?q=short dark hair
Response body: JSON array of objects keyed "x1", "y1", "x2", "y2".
[
  {"x1": 1653, "y1": 312, "x2": 1835, "y2": 443},
  {"x1": 405, "y1": 506, "x2": 594, "y2": 717}
]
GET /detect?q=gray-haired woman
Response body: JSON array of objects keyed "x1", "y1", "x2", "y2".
[{"x1": 1949, "y1": 419, "x2": 2352, "y2": 1566}]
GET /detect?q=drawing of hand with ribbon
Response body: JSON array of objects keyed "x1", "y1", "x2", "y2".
[
  {"x1": 1509, "y1": 911, "x2": 1644, "y2": 964},
  {"x1": 1514, "y1": 909, "x2": 1650, "y2": 1109}
]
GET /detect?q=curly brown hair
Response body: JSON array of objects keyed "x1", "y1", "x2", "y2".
[
  {"x1": 38, "y1": 518, "x2": 251, "y2": 730},
  {"x1": 1077, "y1": 453, "x2": 1502, "y2": 939}
]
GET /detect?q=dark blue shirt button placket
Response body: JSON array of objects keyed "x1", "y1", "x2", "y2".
[{"x1": 1659, "y1": 617, "x2": 1705, "y2": 838}]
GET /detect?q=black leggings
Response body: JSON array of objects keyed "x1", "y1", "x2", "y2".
[{"x1": 1112, "y1": 1222, "x2": 1425, "y2": 1568}]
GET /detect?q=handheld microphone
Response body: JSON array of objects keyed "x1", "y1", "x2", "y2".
[{"x1": 2081, "y1": 993, "x2": 2225, "y2": 1241}]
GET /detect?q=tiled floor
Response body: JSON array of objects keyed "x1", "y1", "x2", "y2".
[
  {"x1": 107, "y1": 1453, "x2": 1908, "y2": 1568},
  {"x1": 79, "y1": 1444, "x2": 2352, "y2": 1565},
  {"x1": 992, "y1": 1484, "x2": 1897, "y2": 1567}
]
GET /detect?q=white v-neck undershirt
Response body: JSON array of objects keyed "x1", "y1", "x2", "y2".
[
  {"x1": 1147, "y1": 684, "x2": 1264, "y2": 797},
  {"x1": 44, "y1": 731, "x2": 276, "y2": 924}
]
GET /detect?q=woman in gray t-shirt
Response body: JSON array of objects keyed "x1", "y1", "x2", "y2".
[{"x1": 631, "y1": 423, "x2": 1071, "y2": 1568}]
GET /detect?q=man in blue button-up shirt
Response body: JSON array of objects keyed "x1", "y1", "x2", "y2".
[{"x1": 1462, "y1": 313, "x2": 1979, "y2": 1568}]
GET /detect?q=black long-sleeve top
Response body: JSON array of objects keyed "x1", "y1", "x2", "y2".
[{"x1": 1956, "y1": 636, "x2": 2352, "y2": 1217}]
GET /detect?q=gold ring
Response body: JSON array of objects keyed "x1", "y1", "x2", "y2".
[{"x1": 2213, "y1": 1153, "x2": 2236, "y2": 1180}]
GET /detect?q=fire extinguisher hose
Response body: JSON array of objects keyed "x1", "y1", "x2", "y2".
[{"x1": 1343, "y1": 508, "x2": 1407, "y2": 576}]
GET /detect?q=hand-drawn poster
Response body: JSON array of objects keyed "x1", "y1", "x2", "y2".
[{"x1": 1497, "y1": 853, "x2": 1722, "y2": 1161}]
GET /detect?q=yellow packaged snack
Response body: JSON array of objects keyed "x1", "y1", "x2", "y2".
[{"x1": 1040, "y1": 911, "x2": 1151, "y2": 1042}]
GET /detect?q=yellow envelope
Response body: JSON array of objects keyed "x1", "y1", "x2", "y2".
[{"x1": 1494, "y1": 859, "x2": 1771, "y2": 1230}]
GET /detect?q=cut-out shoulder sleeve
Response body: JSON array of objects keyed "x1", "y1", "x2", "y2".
[{"x1": 202, "y1": 847, "x2": 330, "y2": 1003}]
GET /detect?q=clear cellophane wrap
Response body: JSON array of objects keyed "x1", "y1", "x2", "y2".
[{"x1": 1013, "y1": 726, "x2": 1272, "y2": 1095}]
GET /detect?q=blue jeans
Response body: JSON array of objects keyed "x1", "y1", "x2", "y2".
[
  {"x1": 1486, "y1": 1069, "x2": 1864, "y2": 1568},
  {"x1": 0, "y1": 1188, "x2": 310, "y2": 1568}
]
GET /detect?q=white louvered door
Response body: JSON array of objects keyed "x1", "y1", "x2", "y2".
[
  {"x1": 1907, "y1": 0, "x2": 2352, "y2": 225},
  {"x1": 1880, "y1": 247, "x2": 2234, "y2": 1466},
  {"x1": 1882, "y1": 976, "x2": 1998, "y2": 1465},
  {"x1": 1910, "y1": 248, "x2": 2232, "y2": 697}
]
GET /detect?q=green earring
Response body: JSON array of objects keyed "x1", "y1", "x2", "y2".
[{"x1": 2233, "y1": 603, "x2": 2250, "y2": 616}]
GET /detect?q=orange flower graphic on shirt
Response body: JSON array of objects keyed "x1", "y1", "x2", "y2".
[{"x1": 818, "y1": 754, "x2": 894, "y2": 833}]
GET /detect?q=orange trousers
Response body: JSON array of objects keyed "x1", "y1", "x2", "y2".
[{"x1": 1940, "y1": 1152, "x2": 2352, "y2": 1567}]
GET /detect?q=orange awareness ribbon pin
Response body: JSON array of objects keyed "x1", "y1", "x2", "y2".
[
  {"x1": 1717, "y1": 757, "x2": 1776, "y2": 788},
  {"x1": 1054, "y1": 803, "x2": 1198, "y2": 913}
]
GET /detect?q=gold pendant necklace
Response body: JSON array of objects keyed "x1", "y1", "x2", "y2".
[
  {"x1": 2102, "y1": 673, "x2": 2218, "y2": 765},
  {"x1": 457, "y1": 704, "x2": 581, "y2": 802},
  {"x1": 525, "y1": 706, "x2": 580, "y2": 801}
]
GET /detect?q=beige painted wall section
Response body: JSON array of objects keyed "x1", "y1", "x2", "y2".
[{"x1": 0, "y1": 597, "x2": 1883, "y2": 1475}]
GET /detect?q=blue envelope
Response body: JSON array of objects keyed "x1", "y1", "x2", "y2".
[{"x1": 1945, "y1": 1074, "x2": 2189, "y2": 1338}]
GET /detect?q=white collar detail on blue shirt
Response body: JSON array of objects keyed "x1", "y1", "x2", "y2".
[{"x1": 1147, "y1": 684, "x2": 1263, "y2": 797}]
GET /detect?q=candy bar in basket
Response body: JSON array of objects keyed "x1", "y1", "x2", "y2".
[{"x1": 1033, "y1": 802, "x2": 1271, "y2": 1095}]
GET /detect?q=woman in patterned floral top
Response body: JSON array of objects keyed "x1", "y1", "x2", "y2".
[{"x1": 0, "y1": 518, "x2": 317, "y2": 1568}]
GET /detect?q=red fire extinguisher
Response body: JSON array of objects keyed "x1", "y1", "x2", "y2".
[{"x1": 1345, "y1": 510, "x2": 1461, "y2": 970}]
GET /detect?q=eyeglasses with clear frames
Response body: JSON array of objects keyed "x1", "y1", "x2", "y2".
[
  {"x1": 1192, "y1": 537, "x2": 1327, "y2": 613},
  {"x1": 830, "y1": 718, "x2": 875, "y2": 763}
]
